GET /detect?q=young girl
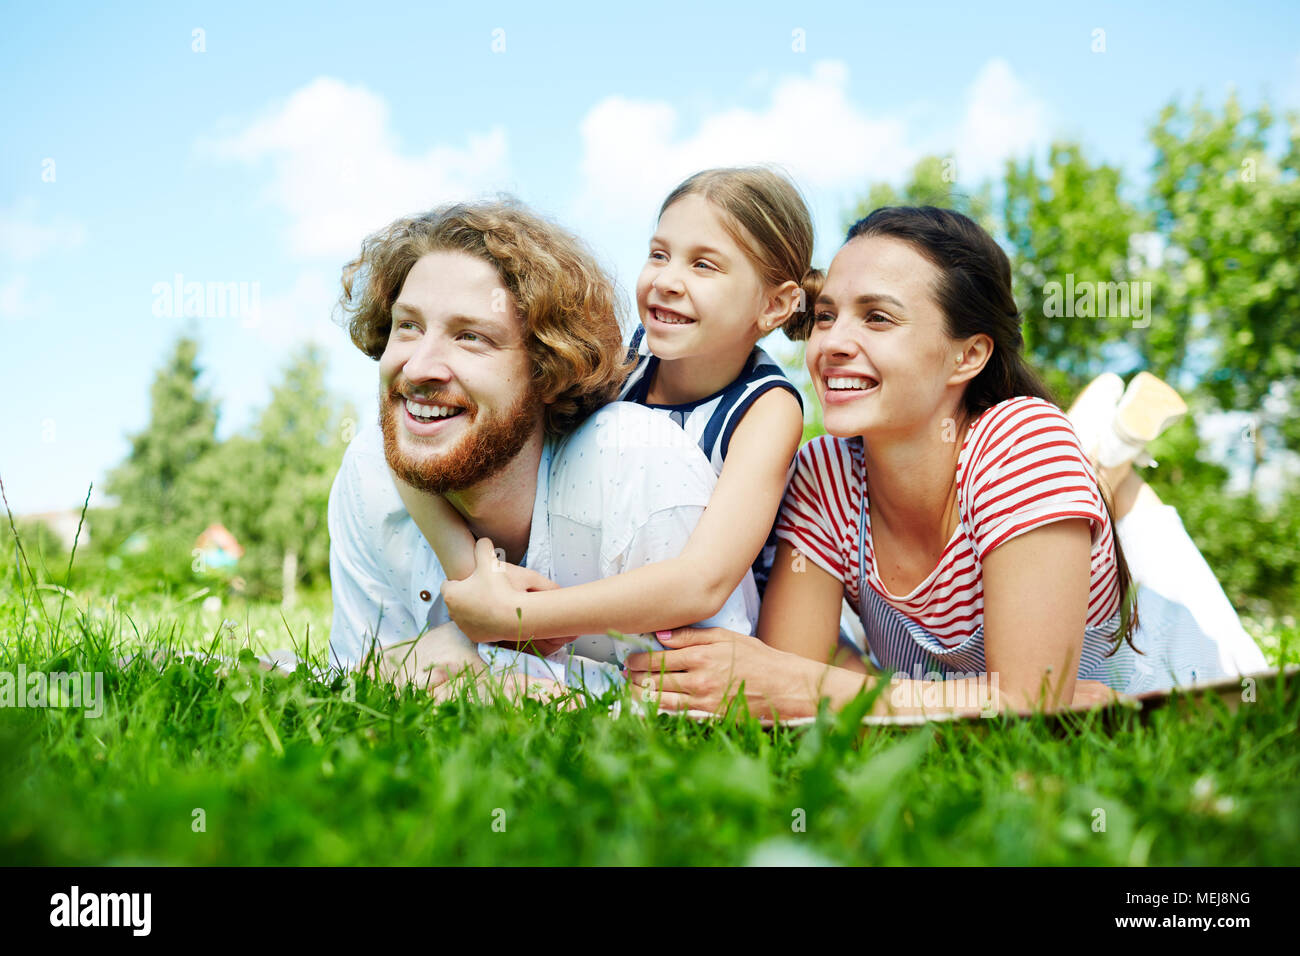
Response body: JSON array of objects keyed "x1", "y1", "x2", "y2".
[
  {"x1": 391, "y1": 167, "x2": 813, "y2": 674},
  {"x1": 626, "y1": 205, "x2": 1267, "y2": 718}
]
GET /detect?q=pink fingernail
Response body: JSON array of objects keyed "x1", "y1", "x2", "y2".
[{"x1": 655, "y1": 630, "x2": 672, "y2": 641}]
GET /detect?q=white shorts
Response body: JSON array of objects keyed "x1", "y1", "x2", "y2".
[{"x1": 1117, "y1": 502, "x2": 1268, "y2": 691}]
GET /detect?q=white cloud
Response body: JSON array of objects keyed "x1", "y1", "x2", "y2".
[
  {"x1": 574, "y1": 60, "x2": 917, "y2": 232},
  {"x1": 211, "y1": 266, "x2": 380, "y2": 440},
  {"x1": 240, "y1": 265, "x2": 332, "y2": 348},
  {"x1": 208, "y1": 77, "x2": 512, "y2": 261},
  {"x1": 571, "y1": 57, "x2": 1054, "y2": 290},
  {"x1": 0, "y1": 199, "x2": 86, "y2": 320},
  {"x1": 0, "y1": 197, "x2": 86, "y2": 264},
  {"x1": 0, "y1": 273, "x2": 47, "y2": 321},
  {"x1": 954, "y1": 58, "x2": 1051, "y2": 182},
  {"x1": 245, "y1": 268, "x2": 341, "y2": 350}
]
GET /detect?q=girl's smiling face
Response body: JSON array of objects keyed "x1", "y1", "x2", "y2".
[
  {"x1": 635, "y1": 193, "x2": 771, "y2": 361},
  {"x1": 808, "y1": 234, "x2": 976, "y2": 440}
]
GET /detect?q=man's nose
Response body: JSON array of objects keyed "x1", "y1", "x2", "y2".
[{"x1": 401, "y1": 330, "x2": 455, "y2": 385}]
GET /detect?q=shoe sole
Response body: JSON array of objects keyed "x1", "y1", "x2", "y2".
[{"x1": 1114, "y1": 371, "x2": 1187, "y2": 444}]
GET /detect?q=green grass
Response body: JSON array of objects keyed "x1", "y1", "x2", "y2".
[{"x1": 2, "y1": 576, "x2": 1299, "y2": 865}]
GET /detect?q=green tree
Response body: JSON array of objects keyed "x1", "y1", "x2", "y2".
[
  {"x1": 1147, "y1": 94, "x2": 1300, "y2": 457},
  {"x1": 95, "y1": 334, "x2": 220, "y2": 580},
  {"x1": 256, "y1": 345, "x2": 352, "y2": 609},
  {"x1": 843, "y1": 154, "x2": 996, "y2": 235},
  {"x1": 188, "y1": 345, "x2": 353, "y2": 606},
  {"x1": 1002, "y1": 142, "x2": 1147, "y2": 402}
]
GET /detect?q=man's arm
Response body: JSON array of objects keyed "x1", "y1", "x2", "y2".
[{"x1": 327, "y1": 450, "x2": 477, "y2": 677}]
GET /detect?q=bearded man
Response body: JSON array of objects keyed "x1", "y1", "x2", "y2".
[{"x1": 326, "y1": 199, "x2": 752, "y2": 697}]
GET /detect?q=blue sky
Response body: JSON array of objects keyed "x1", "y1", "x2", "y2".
[{"x1": 2, "y1": 0, "x2": 1298, "y2": 515}]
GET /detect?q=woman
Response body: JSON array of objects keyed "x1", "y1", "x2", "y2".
[{"x1": 625, "y1": 206, "x2": 1264, "y2": 718}]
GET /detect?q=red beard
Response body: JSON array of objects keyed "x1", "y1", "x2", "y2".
[{"x1": 380, "y1": 381, "x2": 540, "y2": 495}]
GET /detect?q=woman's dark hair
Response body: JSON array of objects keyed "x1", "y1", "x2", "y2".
[
  {"x1": 845, "y1": 206, "x2": 1054, "y2": 419},
  {"x1": 837, "y1": 205, "x2": 1139, "y2": 654}
]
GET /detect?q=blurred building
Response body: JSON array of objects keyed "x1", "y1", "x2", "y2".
[
  {"x1": 20, "y1": 509, "x2": 90, "y2": 552},
  {"x1": 195, "y1": 523, "x2": 244, "y2": 569}
]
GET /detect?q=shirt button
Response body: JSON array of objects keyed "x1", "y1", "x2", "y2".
[{"x1": 419, "y1": 590, "x2": 432, "y2": 601}]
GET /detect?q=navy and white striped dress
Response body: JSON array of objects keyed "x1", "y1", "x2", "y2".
[{"x1": 618, "y1": 324, "x2": 803, "y2": 596}]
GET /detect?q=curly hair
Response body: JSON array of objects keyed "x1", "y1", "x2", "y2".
[{"x1": 338, "y1": 198, "x2": 634, "y2": 437}]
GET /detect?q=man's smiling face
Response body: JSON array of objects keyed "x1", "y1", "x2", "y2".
[{"x1": 378, "y1": 250, "x2": 543, "y2": 494}]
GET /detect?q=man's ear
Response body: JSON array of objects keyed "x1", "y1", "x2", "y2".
[{"x1": 949, "y1": 333, "x2": 994, "y2": 386}]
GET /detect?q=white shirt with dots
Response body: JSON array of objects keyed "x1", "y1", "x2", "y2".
[{"x1": 327, "y1": 401, "x2": 757, "y2": 688}]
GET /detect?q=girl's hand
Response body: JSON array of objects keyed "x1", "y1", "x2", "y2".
[
  {"x1": 623, "y1": 626, "x2": 819, "y2": 720},
  {"x1": 441, "y1": 538, "x2": 577, "y2": 656}
]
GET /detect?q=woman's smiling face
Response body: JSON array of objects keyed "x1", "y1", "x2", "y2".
[{"x1": 807, "y1": 234, "x2": 965, "y2": 440}]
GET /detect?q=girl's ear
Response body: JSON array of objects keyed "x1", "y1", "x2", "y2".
[
  {"x1": 760, "y1": 280, "x2": 801, "y2": 333},
  {"x1": 949, "y1": 333, "x2": 994, "y2": 385}
]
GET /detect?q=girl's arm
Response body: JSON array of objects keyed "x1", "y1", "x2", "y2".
[
  {"x1": 442, "y1": 388, "x2": 805, "y2": 642},
  {"x1": 389, "y1": 467, "x2": 478, "y2": 580},
  {"x1": 390, "y1": 468, "x2": 571, "y2": 654}
]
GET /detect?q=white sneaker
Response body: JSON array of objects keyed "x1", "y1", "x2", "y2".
[
  {"x1": 1067, "y1": 373, "x2": 1125, "y2": 462},
  {"x1": 1098, "y1": 371, "x2": 1188, "y2": 469}
]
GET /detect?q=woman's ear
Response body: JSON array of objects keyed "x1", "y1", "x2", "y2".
[
  {"x1": 949, "y1": 333, "x2": 994, "y2": 385},
  {"x1": 760, "y1": 280, "x2": 801, "y2": 333}
]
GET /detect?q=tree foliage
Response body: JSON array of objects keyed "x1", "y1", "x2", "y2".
[
  {"x1": 98, "y1": 336, "x2": 219, "y2": 546},
  {"x1": 84, "y1": 339, "x2": 354, "y2": 603},
  {"x1": 1148, "y1": 94, "x2": 1300, "y2": 452},
  {"x1": 824, "y1": 94, "x2": 1300, "y2": 617},
  {"x1": 1003, "y1": 143, "x2": 1147, "y2": 402}
]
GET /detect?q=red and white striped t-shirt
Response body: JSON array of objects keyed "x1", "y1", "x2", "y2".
[{"x1": 775, "y1": 397, "x2": 1120, "y2": 646}]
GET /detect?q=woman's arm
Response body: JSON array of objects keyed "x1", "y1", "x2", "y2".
[
  {"x1": 389, "y1": 467, "x2": 477, "y2": 579},
  {"x1": 627, "y1": 621, "x2": 1115, "y2": 720},
  {"x1": 980, "y1": 518, "x2": 1093, "y2": 711},
  {"x1": 756, "y1": 539, "x2": 845, "y2": 663},
  {"x1": 631, "y1": 519, "x2": 1101, "y2": 719},
  {"x1": 441, "y1": 389, "x2": 805, "y2": 643}
]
